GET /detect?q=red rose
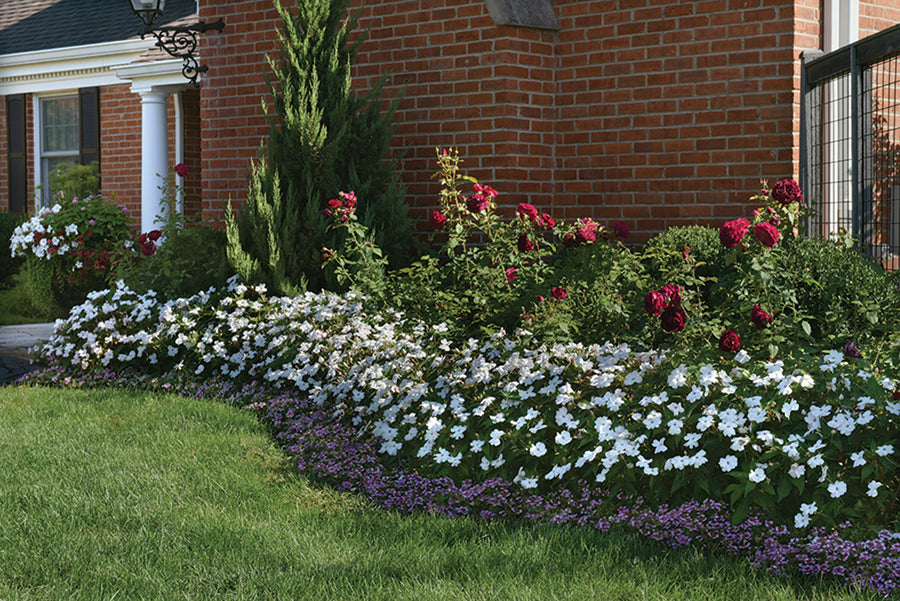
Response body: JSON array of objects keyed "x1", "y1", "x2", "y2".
[
  {"x1": 148, "y1": 230, "x2": 162, "y2": 242},
  {"x1": 611, "y1": 221, "x2": 630, "y2": 240},
  {"x1": 517, "y1": 203, "x2": 539, "y2": 222},
  {"x1": 327, "y1": 198, "x2": 343, "y2": 209},
  {"x1": 430, "y1": 210, "x2": 447, "y2": 229},
  {"x1": 660, "y1": 284, "x2": 681, "y2": 308},
  {"x1": 660, "y1": 306, "x2": 686, "y2": 332},
  {"x1": 473, "y1": 183, "x2": 498, "y2": 198},
  {"x1": 551, "y1": 286, "x2": 567, "y2": 300},
  {"x1": 719, "y1": 218, "x2": 751, "y2": 248},
  {"x1": 644, "y1": 289, "x2": 666, "y2": 316},
  {"x1": 540, "y1": 213, "x2": 555, "y2": 229},
  {"x1": 466, "y1": 194, "x2": 490, "y2": 213},
  {"x1": 750, "y1": 304, "x2": 771, "y2": 328},
  {"x1": 753, "y1": 222, "x2": 780, "y2": 248},
  {"x1": 174, "y1": 163, "x2": 188, "y2": 177},
  {"x1": 339, "y1": 191, "x2": 357, "y2": 208},
  {"x1": 518, "y1": 234, "x2": 534, "y2": 252},
  {"x1": 718, "y1": 330, "x2": 742, "y2": 353},
  {"x1": 771, "y1": 178, "x2": 803, "y2": 205},
  {"x1": 141, "y1": 242, "x2": 156, "y2": 256}
]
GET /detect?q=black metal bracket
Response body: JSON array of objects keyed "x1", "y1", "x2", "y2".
[{"x1": 141, "y1": 19, "x2": 226, "y2": 86}]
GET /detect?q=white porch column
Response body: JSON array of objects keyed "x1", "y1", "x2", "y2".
[
  {"x1": 140, "y1": 89, "x2": 171, "y2": 232},
  {"x1": 112, "y1": 58, "x2": 189, "y2": 233}
]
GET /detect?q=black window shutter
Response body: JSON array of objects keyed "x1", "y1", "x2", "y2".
[
  {"x1": 6, "y1": 94, "x2": 27, "y2": 215},
  {"x1": 79, "y1": 87, "x2": 100, "y2": 167}
]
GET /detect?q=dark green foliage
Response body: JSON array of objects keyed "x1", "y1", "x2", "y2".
[
  {"x1": 0, "y1": 211, "x2": 24, "y2": 289},
  {"x1": 118, "y1": 225, "x2": 233, "y2": 300},
  {"x1": 9, "y1": 261, "x2": 64, "y2": 320},
  {"x1": 643, "y1": 225, "x2": 730, "y2": 283},
  {"x1": 47, "y1": 161, "x2": 100, "y2": 204},
  {"x1": 227, "y1": 0, "x2": 418, "y2": 294},
  {"x1": 539, "y1": 241, "x2": 654, "y2": 347},
  {"x1": 771, "y1": 236, "x2": 900, "y2": 352}
]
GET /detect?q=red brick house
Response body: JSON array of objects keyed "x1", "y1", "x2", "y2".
[{"x1": 2, "y1": 0, "x2": 900, "y2": 243}]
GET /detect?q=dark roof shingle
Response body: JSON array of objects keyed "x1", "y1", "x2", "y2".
[{"x1": 0, "y1": 0, "x2": 196, "y2": 55}]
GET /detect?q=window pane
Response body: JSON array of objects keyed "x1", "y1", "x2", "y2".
[{"x1": 42, "y1": 97, "x2": 79, "y2": 152}]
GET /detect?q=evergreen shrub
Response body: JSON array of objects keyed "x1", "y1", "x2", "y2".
[{"x1": 227, "y1": 0, "x2": 418, "y2": 294}]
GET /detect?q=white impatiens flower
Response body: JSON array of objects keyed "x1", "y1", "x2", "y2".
[
  {"x1": 529, "y1": 442, "x2": 547, "y2": 457},
  {"x1": 876, "y1": 444, "x2": 894, "y2": 457},
  {"x1": 718, "y1": 455, "x2": 738, "y2": 472},
  {"x1": 867, "y1": 481, "x2": 883, "y2": 497},
  {"x1": 666, "y1": 418, "x2": 683, "y2": 435},
  {"x1": 684, "y1": 432, "x2": 701, "y2": 449},
  {"x1": 828, "y1": 480, "x2": 847, "y2": 498},
  {"x1": 651, "y1": 438, "x2": 667, "y2": 454},
  {"x1": 489, "y1": 429, "x2": 504, "y2": 446},
  {"x1": 667, "y1": 364, "x2": 688, "y2": 388},
  {"x1": 555, "y1": 430, "x2": 573, "y2": 446},
  {"x1": 748, "y1": 466, "x2": 766, "y2": 483},
  {"x1": 781, "y1": 399, "x2": 799, "y2": 419},
  {"x1": 851, "y1": 450, "x2": 866, "y2": 467},
  {"x1": 734, "y1": 349, "x2": 751, "y2": 364},
  {"x1": 788, "y1": 463, "x2": 806, "y2": 478},
  {"x1": 794, "y1": 512, "x2": 811, "y2": 529}
]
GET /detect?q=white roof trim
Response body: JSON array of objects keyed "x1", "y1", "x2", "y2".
[
  {"x1": 113, "y1": 58, "x2": 192, "y2": 94},
  {"x1": 0, "y1": 38, "x2": 155, "y2": 93}
]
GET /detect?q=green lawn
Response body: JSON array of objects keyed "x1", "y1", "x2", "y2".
[{"x1": 0, "y1": 386, "x2": 879, "y2": 600}]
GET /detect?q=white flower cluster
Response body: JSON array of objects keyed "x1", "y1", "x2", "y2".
[
  {"x1": 37, "y1": 279, "x2": 900, "y2": 526},
  {"x1": 9, "y1": 204, "x2": 79, "y2": 260}
]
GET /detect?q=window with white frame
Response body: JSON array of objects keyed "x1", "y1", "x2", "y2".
[{"x1": 38, "y1": 94, "x2": 80, "y2": 204}]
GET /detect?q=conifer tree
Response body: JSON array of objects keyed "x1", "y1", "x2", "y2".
[{"x1": 227, "y1": 0, "x2": 417, "y2": 293}]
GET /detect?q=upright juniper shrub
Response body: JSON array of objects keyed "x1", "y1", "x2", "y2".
[{"x1": 226, "y1": 0, "x2": 417, "y2": 294}]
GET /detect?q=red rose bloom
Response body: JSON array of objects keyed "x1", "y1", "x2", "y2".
[
  {"x1": 660, "y1": 284, "x2": 681, "y2": 308},
  {"x1": 430, "y1": 210, "x2": 447, "y2": 229},
  {"x1": 644, "y1": 289, "x2": 666, "y2": 316},
  {"x1": 551, "y1": 286, "x2": 567, "y2": 300},
  {"x1": 718, "y1": 330, "x2": 742, "y2": 353},
  {"x1": 753, "y1": 222, "x2": 780, "y2": 248},
  {"x1": 540, "y1": 213, "x2": 555, "y2": 229},
  {"x1": 141, "y1": 242, "x2": 156, "y2": 256},
  {"x1": 327, "y1": 198, "x2": 343, "y2": 209},
  {"x1": 148, "y1": 230, "x2": 162, "y2": 242},
  {"x1": 174, "y1": 163, "x2": 188, "y2": 177},
  {"x1": 611, "y1": 221, "x2": 630, "y2": 240},
  {"x1": 517, "y1": 203, "x2": 539, "y2": 222},
  {"x1": 771, "y1": 178, "x2": 803, "y2": 205},
  {"x1": 660, "y1": 306, "x2": 686, "y2": 332},
  {"x1": 575, "y1": 221, "x2": 597, "y2": 244},
  {"x1": 518, "y1": 234, "x2": 534, "y2": 252},
  {"x1": 466, "y1": 194, "x2": 490, "y2": 213},
  {"x1": 750, "y1": 304, "x2": 772, "y2": 328},
  {"x1": 719, "y1": 218, "x2": 751, "y2": 248}
]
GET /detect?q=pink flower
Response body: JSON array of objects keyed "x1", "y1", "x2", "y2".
[
  {"x1": 430, "y1": 210, "x2": 447, "y2": 229},
  {"x1": 719, "y1": 218, "x2": 751, "y2": 248},
  {"x1": 551, "y1": 286, "x2": 567, "y2": 300},
  {"x1": 753, "y1": 222, "x2": 780, "y2": 248},
  {"x1": 516, "y1": 203, "x2": 539, "y2": 222},
  {"x1": 750, "y1": 304, "x2": 772, "y2": 328},
  {"x1": 339, "y1": 190, "x2": 357, "y2": 208},
  {"x1": 174, "y1": 163, "x2": 188, "y2": 177},
  {"x1": 473, "y1": 183, "x2": 498, "y2": 198},
  {"x1": 771, "y1": 178, "x2": 803, "y2": 205},
  {"x1": 506, "y1": 267, "x2": 517, "y2": 283},
  {"x1": 718, "y1": 330, "x2": 741, "y2": 353},
  {"x1": 575, "y1": 225, "x2": 596, "y2": 244},
  {"x1": 644, "y1": 290, "x2": 666, "y2": 316},
  {"x1": 518, "y1": 234, "x2": 534, "y2": 252},
  {"x1": 660, "y1": 306, "x2": 686, "y2": 332},
  {"x1": 611, "y1": 221, "x2": 630, "y2": 240}
]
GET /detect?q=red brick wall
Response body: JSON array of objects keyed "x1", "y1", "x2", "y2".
[
  {"x1": 861, "y1": 1, "x2": 900, "y2": 37},
  {"x1": 188, "y1": 0, "x2": 900, "y2": 241},
  {"x1": 99, "y1": 84, "x2": 142, "y2": 218}
]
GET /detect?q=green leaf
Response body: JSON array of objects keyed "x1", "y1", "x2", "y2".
[
  {"x1": 776, "y1": 476, "x2": 792, "y2": 502},
  {"x1": 731, "y1": 498, "x2": 751, "y2": 525},
  {"x1": 801, "y1": 320, "x2": 812, "y2": 337}
]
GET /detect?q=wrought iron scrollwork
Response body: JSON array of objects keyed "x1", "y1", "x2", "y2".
[{"x1": 141, "y1": 19, "x2": 225, "y2": 86}]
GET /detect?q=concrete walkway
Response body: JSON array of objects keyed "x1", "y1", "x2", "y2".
[{"x1": 0, "y1": 322, "x2": 55, "y2": 384}]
